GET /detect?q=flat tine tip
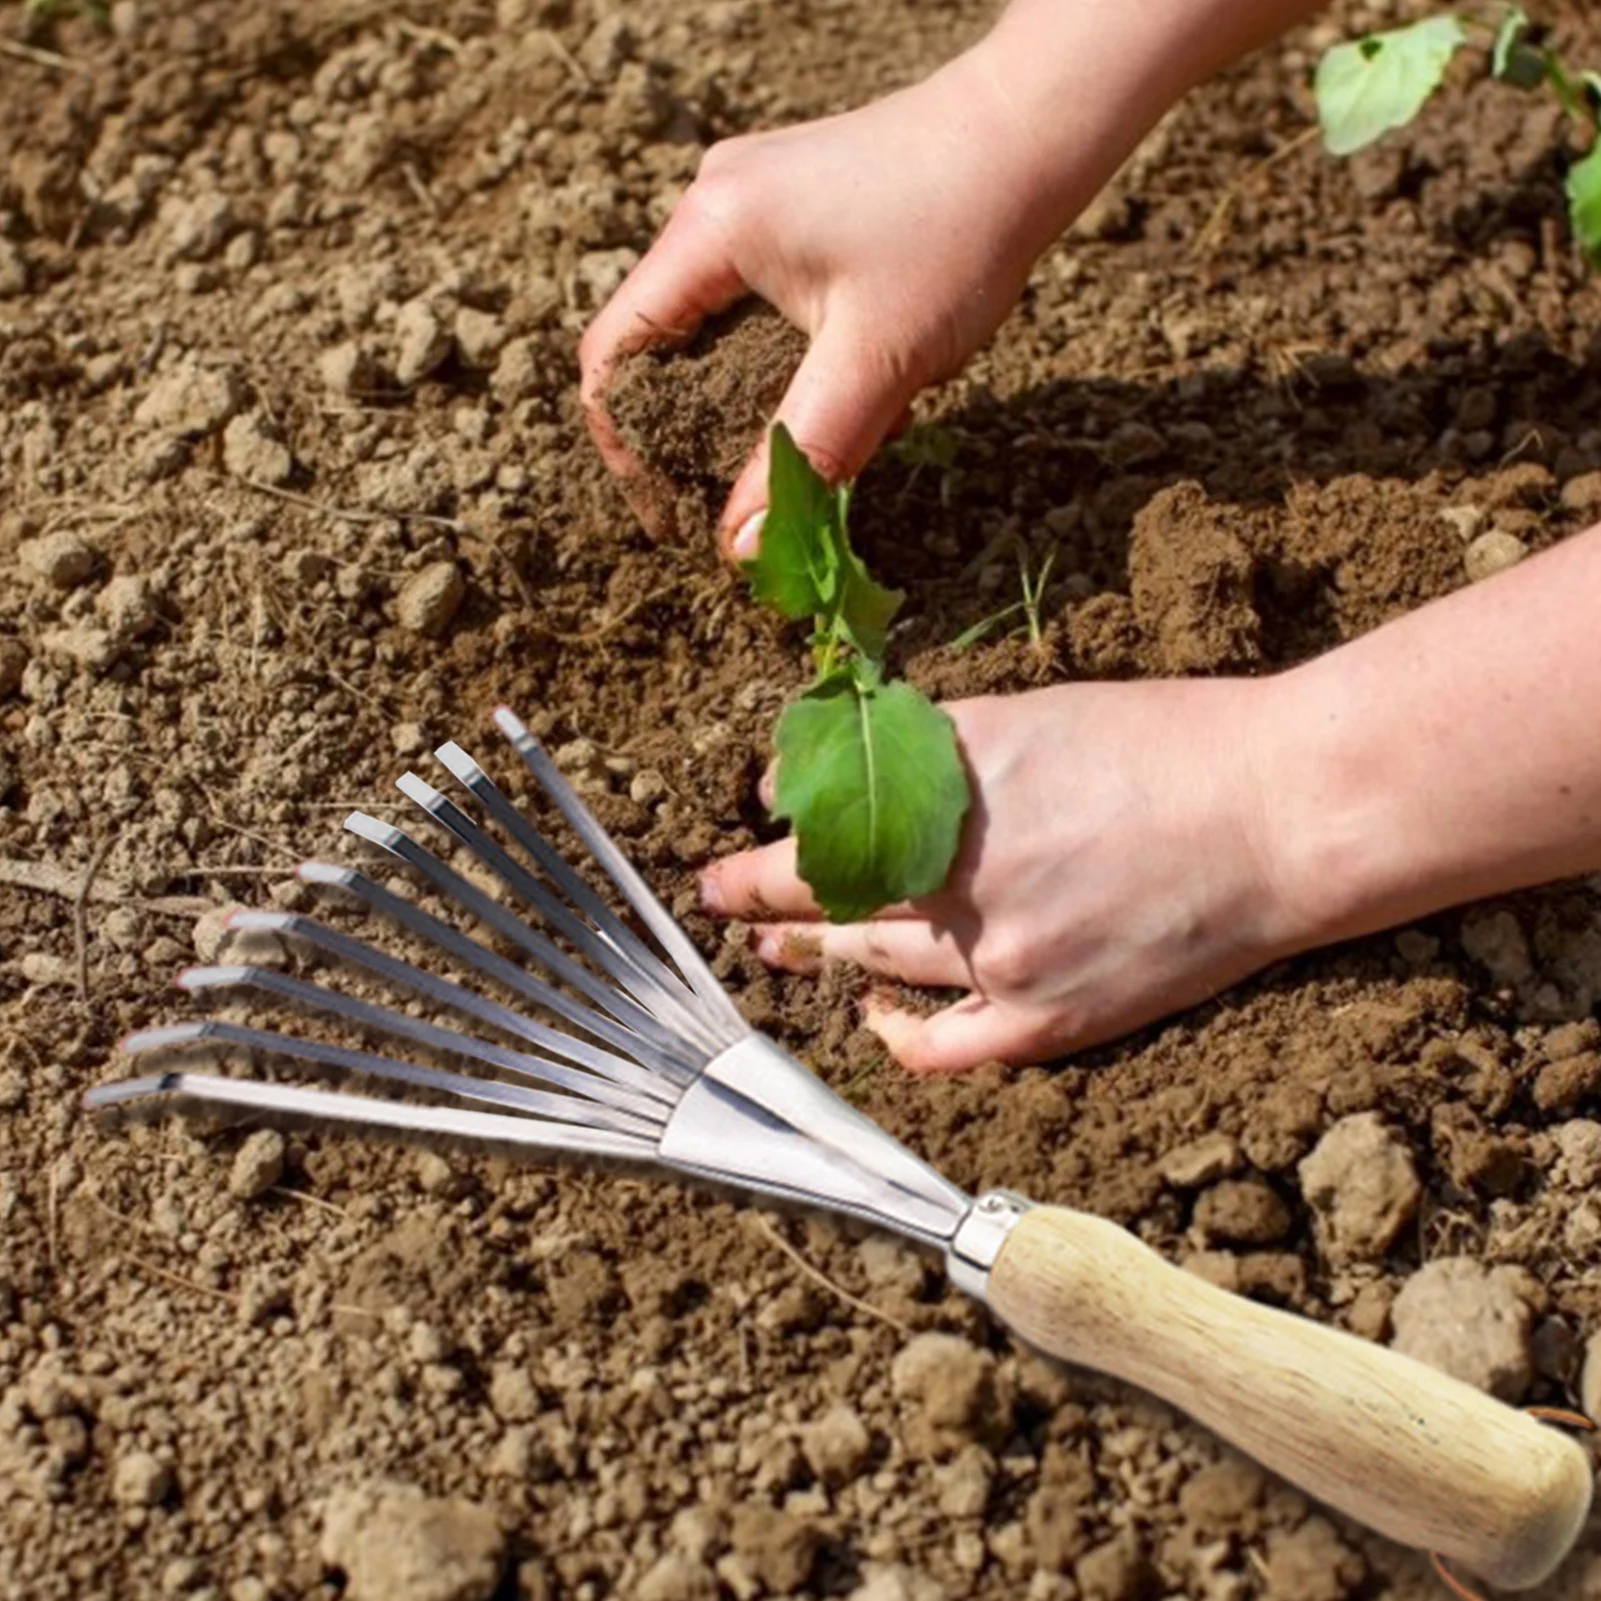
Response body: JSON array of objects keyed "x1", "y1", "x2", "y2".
[
  {"x1": 176, "y1": 964, "x2": 251, "y2": 990},
  {"x1": 492, "y1": 706, "x2": 529, "y2": 741},
  {"x1": 297, "y1": 861, "x2": 351, "y2": 886},
  {"x1": 396, "y1": 772, "x2": 444, "y2": 808},
  {"x1": 344, "y1": 811, "x2": 396, "y2": 847},
  {"x1": 123, "y1": 1022, "x2": 211, "y2": 1054},
  {"x1": 433, "y1": 742, "x2": 483, "y2": 783}
]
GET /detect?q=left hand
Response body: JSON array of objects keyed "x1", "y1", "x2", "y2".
[{"x1": 698, "y1": 681, "x2": 1310, "y2": 1074}]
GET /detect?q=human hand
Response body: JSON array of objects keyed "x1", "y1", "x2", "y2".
[
  {"x1": 579, "y1": 46, "x2": 1098, "y2": 556},
  {"x1": 698, "y1": 679, "x2": 1305, "y2": 1074}
]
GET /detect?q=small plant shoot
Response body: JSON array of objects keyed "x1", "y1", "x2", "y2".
[
  {"x1": 743, "y1": 425, "x2": 970, "y2": 922},
  {"x1": 1314, "y1": 6, "x2": 1601, "y2": 261}
]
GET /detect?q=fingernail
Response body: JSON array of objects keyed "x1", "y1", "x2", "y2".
[
  {"x1": 698, "y1": 872, "x2": 726, "y2": 915},
  {"x1": 754, "y1": 933, "x2": 779, "y2": 963},
  {"x1": 730, "y1": 511, "x2": 764, "y2": 561}
]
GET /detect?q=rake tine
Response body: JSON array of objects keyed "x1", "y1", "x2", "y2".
[
  {"x1": 84, "y1": 1072, "x2": 658, "y2": 1163},
  {"x1": 343, "y1": 811, "x2": 692, "y2": 1065},
  {"x1": 296, "y1": 863, "x2": 697, "y2": 1086},
  {"x1": 432, "y1": 741, "x2": 715, "y2": 1025},
  {"x1": 120, "y1": 1020, "x2": 664, "y2": 1138},
  {"x1": 394, "y1": 773, "x2": 723, "y2": 1058},
  {"x1": 177, "y1": 965, "x2": 667, "y2": 1123},
  {"x1": 492, "y1": 707, "x2": 749, "y2": 1039},
  {"x1": 227, "y1": 907, "x2": 680, "y2": 1105}
]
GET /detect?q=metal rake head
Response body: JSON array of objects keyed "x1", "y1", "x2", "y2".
[{"x1": 86, "y1": 708, "x2": 971, "y2": 1248}]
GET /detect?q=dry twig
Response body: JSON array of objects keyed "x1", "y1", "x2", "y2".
[{"x1": 754, "y1": 1215, "x2": 910, "y2": 1335}]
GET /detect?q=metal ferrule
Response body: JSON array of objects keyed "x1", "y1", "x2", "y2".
[{"x1": 946, "y1": 1189, "x2": 1033, "y2": 1300}]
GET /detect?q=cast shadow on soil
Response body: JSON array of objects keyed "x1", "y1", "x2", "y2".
[{"x1": 850, "y1": 325, "x2": 1601, "y2": 660}]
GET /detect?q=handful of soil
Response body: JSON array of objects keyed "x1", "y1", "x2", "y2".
[{"x1": 606, "y1": 302, "x2": 805, "y2": 543}]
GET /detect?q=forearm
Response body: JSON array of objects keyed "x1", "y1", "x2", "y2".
[
  {"x1": 1264, "y1": 527, "x2": 1601, "y2": 943},
  {"x1": 964, "y1": 0, "x2": 1329, "y2": 251}
]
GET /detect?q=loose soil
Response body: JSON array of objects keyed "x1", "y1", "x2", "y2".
[{"x1": 5, "y1": 3, "x2": 1601, "y2": 1600}]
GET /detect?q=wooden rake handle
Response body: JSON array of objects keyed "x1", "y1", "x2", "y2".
[{"x1": 984, "y1": 1206, "x2": 1592, "y2": 1590}]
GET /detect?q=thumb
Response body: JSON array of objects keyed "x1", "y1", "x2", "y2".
[
  {"x1": 718, "y1": 321, "x2": 915, "y2": 560},
  {"x1": 862, "y1": 994, "x2": 1053, "y2": 1076}
]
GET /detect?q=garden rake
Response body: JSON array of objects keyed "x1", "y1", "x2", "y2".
[{"x1": 85, "y1": 708, "x2": 1592, "y2": 1591}]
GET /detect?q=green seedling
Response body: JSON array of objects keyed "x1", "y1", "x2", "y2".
[
  {"x1": 1314, "y1": 6, "x2": 1601, "y2": 260},
  {"x1": 743, "y1": 425, "x2": 971, "y2": 923},
  {"x1": 887, "y1": 423, "x2": 963, "y2": 507},
  {"x1": 951, "y1": 545, "x2": 1057, "y2": 654}
]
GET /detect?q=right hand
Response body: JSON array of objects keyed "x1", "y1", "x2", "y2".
[{"x1": 579, "y1": 47, "x2": 1072, "y2": 556}]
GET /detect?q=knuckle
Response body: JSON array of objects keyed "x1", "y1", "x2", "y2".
[{"x1": 973, "y1": 930, "x2": 1038, "y2": 996}]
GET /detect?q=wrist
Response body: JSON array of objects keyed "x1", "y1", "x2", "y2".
[
  {"x1": 961, "y1": 0, "x2": 1327, "y2": 253},
  {"x1": 1247, "y1": 662, "x2": 1436, "y2": 957}
]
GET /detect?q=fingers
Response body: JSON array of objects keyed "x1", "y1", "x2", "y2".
[
  {"x1": 579, "y1": 202, "x2": 749, "y2": 534},
  {"x1": 699, "y1": 839, "x2": 819, "y2": 921},
  {"x1": 752, "y1": 919, "x2": 972, "y2": 988},
  {"x1": 718, "y1": 322, "x2": 917, "y2": 557},
  {"x1": 862, "y1": 994, "x2": 1055, "y2": 1076}
]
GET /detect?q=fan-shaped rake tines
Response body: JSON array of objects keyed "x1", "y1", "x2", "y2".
[{"x1": 86, "y1": 706, "x2": 753, "y2": 1163}]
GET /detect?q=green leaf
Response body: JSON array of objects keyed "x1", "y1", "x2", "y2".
[
  {"x1": 950, "y1": 602, "x2": 1026, "y2": 653},
  {"x1": 743, "y1": 423, "x2": 840, "y2": 621},
  {"x1": 832, "y1": 535, "x2": 903, "y2": 661},
  {"x1": 743, "y1": 424, "x2": 902, "y2": 657},
  {"x1": 1315, "y1": 16, "x2": 1468, "y2": 157},
  {"x1": 1567, "y1": 141, "x2": 1601, "y2": 261},
  {"x1": 774, "y1": 676, "x2": 970, "y2": 922},
  {"x1": 1491, "y1": 7, "x2": 1529, "y2": 78}
]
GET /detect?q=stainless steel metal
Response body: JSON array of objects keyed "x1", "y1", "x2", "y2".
[
  {"x1": 947, "y1": 1190, "x2": 1035, "y2": 1299},
  {"x1": 82, "y1": 707, "x2": 971, "y2": 1254},
  {"x1": 660, "y1": 1037, "x2": 969, "y2": 1249},
  {"x1": 90, "y1": 1071, "x2": 658, "y2": 1163}
]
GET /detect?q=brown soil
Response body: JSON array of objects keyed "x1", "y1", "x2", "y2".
[
  {"x1": 609, "y1": 303, "x2": 805, "y2": 542},
  {"x1": 5, "y1": 3, "x2": 1601, "y2": 1601}
]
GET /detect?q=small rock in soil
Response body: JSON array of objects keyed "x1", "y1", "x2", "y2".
[
  {"x1": 1298, "y1": 1112, "x2": 1420, "y2": 1263},
  {"x1": 1177, "y1": 1457, "x2": 1265, "y2": 1533},
  {"x1": 222, "y1": 412, "x2": 293, "y2": 485},
  {"x1": 96, "y1": 575, "x2": 159, "y2": 639},
  {"x1": 728, "y1": 1503, "x2": 820, "y2": 1593},
  {"x1": 891, "y1": 1331, "x2": 1001, "y2": 1441},
  {"x1": 393, "y1": 300, "x2": 453, "y2": 387},
  {"x1": 321, "y1": 1481, "x2": 505, "y2": 1601},
  {"x1": 112, "y1": 1450, "x2": 173, "y2": 1507},
  {"x1": 1534, "y1": 1052, "x2": 1601, "y2": 1114},
  {"x1": 21, "y1": 532, "x2": 98, "y2": 589},
  {"x1": 228, "y1": 1130, "x2": 285, "y2": 1200},
  {"x1": 1580, "y1": 1330, "x2": 1601, "y2": 1424},
  {"x1": 1158, "y1": 1131, "x2": 1242, "y2": 1189},
  {"x1": 165, "y1": 193, "x2": 235, "y2": 260},
  {"x1": 488, "y1": 1363, "x2": 538, "y2": 1423},
  {"x1": 134, "y1": 360, "x2": 243, "y2": 437},
  {"x1": 1554, "y1": 1120, "x2": 1601, "y2": 1186},
  {"x1": 934, "y1": 1445, "x2": 993, "y2": 1518},
  {"x1": 848, "y1": 1566, "x2": 948, "y2": 1601},
  {"x1": 1561, "y1": 471, "x2": 1601, "y2": 512},
  {"x1": 1390, "y1": 1257, "x2": 1534, "y2": 1400},
  {"x1": 321, "y1": 340, "x2": 378, "y2": 396},
  {"x1": 1263, "y1": 1516, "x2": 1365, "y2": 1601},
  {"x1": 637, "y1": 1552, "x2": 718, "y2": 1601},
  {"x1": 0, "y1": 238, "x2": 28, "y2": 296},
  {"x1": 1075, "y1": 1533, "x2": 1147, "y2": 1601},
  {"x1": 1192, "y1": 1177, "x2": 1290, "y2": 1246},
  {"x1": 41, "y1": 626, "x2": 118, "y2": 670},
  {"x1": 801, "y1": 1403, "x2": 871, "y2": 1487},
  {"x1": 0, "y1": 638, "x2": 27, "y2": 697},
  {"x1": 453, "y1": 307, "x2": 505, "y2": 366},
  {"x1": 1463, "y1": 529, "x2": 1527, "y2": 582},
  {"x1": 396, "y1": 562, "x2": 465, "y2": 637}
]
